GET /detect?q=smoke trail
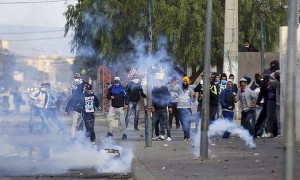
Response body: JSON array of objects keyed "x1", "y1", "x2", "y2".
[
  {"x1": 192, "y1": 118, "x2": 256, "y2": 157},
  {"x1": 0, "y1": 134, "x2": 133, "y2": 176}
]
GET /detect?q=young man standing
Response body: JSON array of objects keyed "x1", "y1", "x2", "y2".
[
  {"x1": 106, "y1": 77, "x2": 128, "y2": 139},
  {"x1": 220, "y1": 80, "x2": 238, "y2": 138},
  {"x1": 236, "y1": 78, "x2": 257, "y2": 136},
  {"x1": 125, "y1": 74, "x2": 147, "y2": 130}
]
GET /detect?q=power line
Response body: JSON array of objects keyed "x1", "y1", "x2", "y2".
[
  {"x1": 2, "y1": 36, "x2": 73, "y2": 42},
  {"x1": 0, "y1": 30, "x2": 65, "y2": 35},
  {"x1": 0, "y1": 0, "x2": 73, "y2": 4}
]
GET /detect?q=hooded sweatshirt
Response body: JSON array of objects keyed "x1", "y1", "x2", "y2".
[
  {"x1": 125, "y1": 80, "x2": 147, "y2": 102},
  {"x1": 107, "y1": 84, "x2": 128, "y2": 108}
]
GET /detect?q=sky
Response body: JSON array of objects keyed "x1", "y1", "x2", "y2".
[
  {"x1": 0, "y1": 0, "x2": 76, "y2": 57},
  {"x1": 0, "y1": 0, "x2": 74, "y2": 27}
]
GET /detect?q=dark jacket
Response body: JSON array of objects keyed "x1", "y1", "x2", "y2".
[
  {"x1": 257, "y1": 76, "x2": 269, "y2": 105},
  {"x1": 80, "y1": 92, "x2": 100, "y2": 120},
  {"x1": 209, "y1": 82, "x2": 219, "y2": 106},
  {"x1": 194, "y1": 83, "x2": 203, "y2": 104},
  {"x1": 125, "y1": 81, "x2": 147, "y2": 102},
  {"x1": 65, "y1": 93, "x2": 84, "y2": 113},
  {"x1": 71, "y1": 80, "x2": 88, "y2": 96},
  {"x1": 239, "y1": 45, "x2": 258, "y2": 52},
  {"x1": 220, "y1": 89, "x2": 235, "y2": 110},
  {"x1": 107, "y1": 84, "x2": 128, "y2": 108},
  {"x1": 152, "y1": 86, "x2": 172, "y2": 110}
]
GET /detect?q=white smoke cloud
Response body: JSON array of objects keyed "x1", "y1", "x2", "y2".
[{"x1": 192, "y1": 118, "x2": 256, "y2": 157}]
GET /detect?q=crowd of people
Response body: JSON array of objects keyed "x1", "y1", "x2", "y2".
[{"x1": 12, "y1": 59, "x2": 281, "y2": 145}]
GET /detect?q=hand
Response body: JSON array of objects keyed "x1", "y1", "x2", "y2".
[
  {"x1": 232, "y1": 92, "x2": 236, "y2": 96},
  {"x1": 37, "y1": 99, "x2": 41, "y2": 102},
  {"x1": 168, "y1": 108, "x2": 173, "y2": 113},
  {"x1": 97, "y1": 106, "x2": 101, "y2": 111},
  {"x1": 64, "y1": 112, "x2": 68, "y2": 117},
  {"x1": 148, "y1": 106, "x2": 155, "y2": 112},
  {"x1": 250, "y1": 101, "x2": 256, "y2": 108},
  {"x1": 124, "y1": 105, "x2": 128, "y2": 109},
  {"x1": 111, "y1": 96, "x2": 115, "y2": 99}
]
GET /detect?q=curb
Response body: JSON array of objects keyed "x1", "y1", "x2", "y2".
[{"x1": 131, "y1": 156, "x2": 156, "y2": 180}]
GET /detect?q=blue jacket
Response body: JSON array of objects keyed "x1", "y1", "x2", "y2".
[
  {"x1": 47, "y1": 89, "x2": 58, "y2": 108},
  {"x1": 220, "y1": 89, "x2": 236, "y2": 110}
]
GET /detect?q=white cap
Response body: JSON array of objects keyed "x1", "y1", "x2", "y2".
[{"x1": 114, "y1": 77, "x2": 120, "y2": 81}]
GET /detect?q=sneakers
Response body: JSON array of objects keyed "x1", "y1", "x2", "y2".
[
  {"x1": 184, "y1": 138, "x2": 191, "y2": 141},
  {"x1": 266, "y1": 133, "x2": 274, "y2": 138},
  {"x1": 106, "y1": 132, "x2": 113, "y2": 138},
  {"x1": 92, "y1": 141, "x2": 96, "y2": 145},
  {"x1": 167, "y1": 137, "x2": 171, "y2": 141},
  {"x1": 122, "y1": 134, "x2": 127, "y2": 140},
  {"x1": 159, "y1": 135, "x2": 165, "y2": 140},
  {"x1": 176, "y1": 126, "x2": 181, "y2": 130},
  {"x1": 152, "y1": 136, "x2": 159, "y2": 141},
  {"x1": 134, "y1": 128, "x2": 140, "y2": 131}
]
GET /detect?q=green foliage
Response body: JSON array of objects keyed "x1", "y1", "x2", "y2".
[
  {"x1": 239, "y1": 0, "x2": 287, "y2": 51},
  {"x1": 64, "y1": 0, "x2": 287, "y2": 75}
]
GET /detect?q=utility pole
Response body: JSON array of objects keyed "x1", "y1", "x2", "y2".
[
  {"x1": 283, "y1": 0, "x2": 297, "y2": 179},
  {"x1": 260, "y1": 13, "x2": 266, "y2": 75},
  {"x1": 200, "y1": 0, "x2": 213, "y2": 159},
  {"x1": 145, "y1": 0, "x2": 153, "y2": 147},
  {"x1": 223, "y1": 0, "x2": 238, "y2": 83}
]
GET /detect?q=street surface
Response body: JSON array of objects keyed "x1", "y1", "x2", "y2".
[{"x1": 0, "y1": 113, "x2": 299, "y2": 180}]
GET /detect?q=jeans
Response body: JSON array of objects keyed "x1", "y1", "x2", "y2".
[
  {"x1": 106, "y1": 106, "x2": 126, "y2": 134},
  {"x1": 45, "y1": 108, "x2": 64, "y2": 131},
  {"x1": 29, "y1": 106, "x2": 49, "y2": 133},
  {"x1": 222, "y1": 110, "x2": 234, "y2": 138},
  {"x1": 83, "y1": 118, "x2": 95, "y2": 142},
  {"x1": 125, "y1": 101, "x2": 140, "y2": 129},
  {"x1": 178, "y1": 108, "x2": 192, "y2": 139},
  {"x1": 152, "y1": 109, "x2": 171, "y2": 138},
  {"x1": 168, "y1": 102, "x2": 180, "y2": 128},
  {"x1": 241, "y1": 110, "x2": 255, "y2": 135}
]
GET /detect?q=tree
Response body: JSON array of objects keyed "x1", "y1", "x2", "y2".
[
  {"x1": 64, "y1": 0, "x2": 287, "y2": 82},
  {"x1": 239, "y1": 0, "x2": 287, "y2": 51}
]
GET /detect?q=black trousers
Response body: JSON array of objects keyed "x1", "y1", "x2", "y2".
[
  {"x1": 168, "y1": 102, "x2": 180, "y2": 128},
  {"x1": 254, "y1": 104, "x2": 267, "y2": 136},
  {"x1": 82, "y1": 113, "x2": 96, "y2": 142}
]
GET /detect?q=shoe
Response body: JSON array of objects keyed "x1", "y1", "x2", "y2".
[
  {"x1": 92, "y1": 141, "x2": 96, "y2": 145},
  {"x1": 106, "y1": 132, "x2": 113, "y2": 138},
  {"x1": 152, "y1": 136, "x2": 159, "y2": 141},
  {"x1": 266, "y1": 133, "x2": 274, "y2": 138},
  {"x1": 134, "y1": 128, "x2": 140, "y2": 131},
  {"x1": 167, "y1": 137, "x2": 171, "y2": 141},
  {"x1": 184, "y1": 138, "x2": 191, "y2": 141},
  {"x1": 122, "y1": 134, "x2": 127, "y2": 140},
  {"x1": 78, "y1": 130, "x2": 84, "y2": 135},
  {"x1": 159, "y1": 135, "x2": 165, "y2": 140},
  {"x1": 274, "y1": 135, "x2": 281, "y2": 139},
  {"x1": 176, "y1": 127, "x2": 181, "y2": 130},
  {"x1": 58, "y1": 130, "x2": 63, "y2": 135}
]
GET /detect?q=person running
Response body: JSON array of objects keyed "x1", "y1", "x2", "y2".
[
  {"x1": 44, "y1": 83, "x2": 65, "y2": 134},
  {"x1": 125, "y1": 74, "x2": 147, "y2": 130},
  {"x1": 106, "y1": 77, "x2": 128, "y2": 139},
  {"x1": 79, "y1": 84, "x2": 101, "y2": 145},
  {"x1": 69, "y1": 73, "x2": 88, "y2": 133},
  {"x1": 29, "y1": 83, "x2": 50, "y2": 133}
]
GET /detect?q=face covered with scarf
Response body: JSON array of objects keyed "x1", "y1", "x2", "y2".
[
  {"x1": 240, "y1": 81, "x2": 247, "y2": 93},
  {"x1": 182, "y1": 76, "x2": 191, "y2": 90},
  {"x1": 114, "y1": 80, "x2": 121, "y2": 87}
]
